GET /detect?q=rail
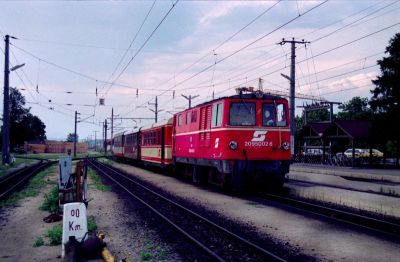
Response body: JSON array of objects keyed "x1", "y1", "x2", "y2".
[
  {"x1": 0, "y1": 160, "x2": 55, "y2": 200},
  {"x1": 87, "y1": 159, "x2": 286, "y2": 262},
  {"x1": 259, "y1": 192, "x2": 400, "y2": 239}
]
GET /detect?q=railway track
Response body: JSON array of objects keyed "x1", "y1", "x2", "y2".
[
  {"x1": 258, "y1": 192, "x2": 400, "y2": 239},
  {"x1": 87, "y1": 159, "x2": 286, "y2": 262},
  {"x1": 287, "y1": 179, "x2": 400, "y2": 198},
  {"x1": 0, "y1": 160, "x2": 55, "y2": 200}
]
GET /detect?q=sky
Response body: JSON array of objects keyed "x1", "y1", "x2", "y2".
[{"x1": 0, "y1": 0, "x2": 399, "y2": 141}]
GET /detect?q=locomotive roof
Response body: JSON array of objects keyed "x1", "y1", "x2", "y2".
[{"x1": 188, "y1": 92, "x2": 286, "y2": 110}]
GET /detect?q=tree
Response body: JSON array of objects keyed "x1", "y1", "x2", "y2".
[
  {"x1": 370, "y1": 33, "x2": 400, "y2": 115},
  {"x1": 1, "y1": 88, "x2": 46, "y2": 149},
  {"x1": 370, "y1": 33, "x2": 400, "y2": 158},
  {"x1": 66, "y1": 133, "x2": 78, "y2": 142},
  {"x1": 337, "y1": 97, "x2": 372, "y2": 120}
]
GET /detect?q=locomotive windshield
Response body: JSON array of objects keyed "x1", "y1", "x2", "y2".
[
  {"x1": 262, "y1": 102, "x2": 287, "y2": 127},
  {"x1": 230, "y1": 102, "x2": 256, "y2": 126}
]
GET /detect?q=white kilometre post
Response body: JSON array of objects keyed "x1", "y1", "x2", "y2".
[{"x1": 62, "y1": 202, "x2": 88, "y2": 258}]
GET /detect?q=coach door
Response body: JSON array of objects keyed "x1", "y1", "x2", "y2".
[{"x1": 199, "y1": 105, "x2": 211, "y2": 147}]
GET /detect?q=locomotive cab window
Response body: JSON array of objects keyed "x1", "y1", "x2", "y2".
[
  {"x1": 211, "y1": 102, "x2": 223, "y2": 127},
  {"x1": 263, "y1": 103, "x2": 276, "y2": 126},
  {"x1": 276, "y1": 103, "x2": 287, "y2": 127},
  {"x1": 230, "y1": 102, "x2": 256, "y2": 126}
]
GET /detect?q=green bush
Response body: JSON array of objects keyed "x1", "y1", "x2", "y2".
[
  {"x1": 47, "y1": 224, "x2": 62, "y2": 246},
  {"x1": 40, "y1": 186, "x2": 60, "y2": 214}
]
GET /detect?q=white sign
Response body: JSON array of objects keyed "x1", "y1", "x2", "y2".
[
  {"x1": 62, "y1": 202, "x2": 88, "y2": 257},
  {"x1": 59, "y1": 156, "x2": 72, "y2": 189}
]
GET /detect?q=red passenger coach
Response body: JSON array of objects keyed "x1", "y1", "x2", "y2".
[
  {"x1": 173, "y1": 90, "x2": 291, "y2": 189},
  {"x1": 112, "y1": 132, "x2": 125, "y2": 158},
  {"x1": 140, "y1": 119, "x2": 173, "y2": 166},
  {"x1": 124, "y1": 132, "x2": 140, "y2": 161}
]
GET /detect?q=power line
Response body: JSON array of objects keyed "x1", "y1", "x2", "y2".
[
  {"x1": 9, "y1": 44, "x2": 172, "y2": 91},
  {"x1": 99, "y1": 0, "x2": 157, "y2": 95},
  {"x1": 133, "y1": 0, "x2": 328, "y2": 115},
  {"x1": 102, "y1": 0, "x2": 180, "y2": 97},
  {"x1": 200, "y1": 1, "x2": 398, "y2": 98}
]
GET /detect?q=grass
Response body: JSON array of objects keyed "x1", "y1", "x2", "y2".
[
  {"x1": 87, "y1": 215, "x2": 98, "y2": 232},
  {"x1": 139, "y1": 241, "x2": 169, "y2": 261},
  {"x1": 0, "y1": 157, "x2": 36, "y2": 176},
  {"x1": 98, "y1": 157, "x2": 114, "y2": 165},
  {"x1": 40, "y1": 185, "x2": 60, "y2": 214},
  {"x1": 47, "y1": 224, "x2": 62, "y2": 246},
  {"x1": 33, "y1": 236, "x2": 45, "y2": 247},
  {"x1": 140, "y1": 251, "x2": 152, "y2": 261},
  {"x1": 88, "y1": 168, "x2": 111, "y2": 191},
  {"x1": 14, "y1": 151, "x2": 104, "y2": 161},
  {"x1": 0, "y1": 166, "x2": 56, "y2": 207}
]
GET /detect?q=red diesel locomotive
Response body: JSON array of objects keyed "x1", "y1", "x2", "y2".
[{"x1": 112, "y1": 89, "x2": 291, "y2": 190}]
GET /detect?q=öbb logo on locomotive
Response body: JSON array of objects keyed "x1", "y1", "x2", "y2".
[{"x1": 245, "y1": 130, "x2": 272, "y2": 147}]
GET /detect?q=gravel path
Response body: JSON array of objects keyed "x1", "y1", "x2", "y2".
[
  {"x1": 111, "y1": 161, "x2": 400, "y2": 262},
  {"x1": 0, "y1": 163, "x2": 184, "y2": 262}
]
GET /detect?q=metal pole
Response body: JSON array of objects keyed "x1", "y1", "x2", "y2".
[
  {"x1": 155, "y1": 96, "x2": 158, "y2": 123},
  {"x1": 102, "y1": 122, "x2": 104, "y2": 153},
  {"x1": 278, "y1": 38, "x2": 309, "y2": 159},
  {"x1": 94, "y1": 130, "x2": 97, "y2": 151},
  {"x1": 181, "y1": 94, "x2": 199, "y2": 109},
  {"x1": 74, "y1": 111, "x2": 77, "y2": 157},
  {"x1": 104, "y1": 119, "x2": 107, "y2": 154},
  {"x1": 2, "y1": 35, "x2": 10, "y2": 164},
  {"x1": 111, "y1": 107, "x2": 113, "y2": 151},
  {"x1": 289, "y1": 39, "x2": 296, "y2": 157}
]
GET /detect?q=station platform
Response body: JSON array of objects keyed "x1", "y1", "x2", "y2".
[{"x1": 290, "y1": 163, "x2": 400, "y2": 183}]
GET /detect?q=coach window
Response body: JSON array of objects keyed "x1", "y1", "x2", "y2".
[
  {"x1": 230, "y1": 102, "x2": 256, "y2": 126},
  {"x1": 186, "y1": 111, "x2": 191, "y2": 124},
  {"x1": 191, "y1": 110, "x2": 197, "y2": 123},
  {"x1": 276, "y1": 103, "x2": 287, "y2": 127},
  {"x1": 178, "y1": 114, "x2": 183, "y2": 126},
  {"x1": 211, "y1": 102, "x2": 223, "y2": 127},
  {"x1": 262, "y1": 103, "x2": 276, "y2": 126}
]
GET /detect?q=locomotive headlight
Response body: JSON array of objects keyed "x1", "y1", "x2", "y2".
[
  {"x1": 281, "y1": 142, "x2": 290, "y2": 151},
  {"x1": 229, "y1": 140, "x2": 238, "y2": 150}
]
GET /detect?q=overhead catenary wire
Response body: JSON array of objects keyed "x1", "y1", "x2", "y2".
[
  {"x1": 125, "y1": 0, "x2": 329, "y2": 116},
  {"x1": 98, "y1": 0, "x2": 157, "y2": 95},
  {"x1": 101, "y1": 0, "x2": 180, "y2": 98},
  {"x1": 171, "y1": 1, "x2": 399, "y2": 96},
  {"x1": 10, "y1": 44, "x2": 172, "y2": 92}
]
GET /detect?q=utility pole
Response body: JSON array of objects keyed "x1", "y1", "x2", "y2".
[
  {"x1": 104, "y1": 119, "x2": 107, "y2": 154},
  {"x1": 94, "y1": 130, "x2": 98, "y2": 151},
  {"x1": 111, "y1": 107, "x2": 114, "y2": 151},
  {"x1": 101, "y1": 121, "x2": 104, "y2": 153},
  {"x1": 2, "y1": 35, "x2": 10, "y2": 164},
  {"x1": 181, "y1": 94, "x2": 199, "y2": 109},
  {"x1": 279, "y1": 38, "x2": 309, "y2": 158},
  {"x1": 73, "y1": 110, "x2": 80, "y2": 157},
  {"x1": 148, "y1": 96, "x2": 163, "y2": 123},
  {"x1": 2, "y1": 35, "x2": 24, "y2": 164}
]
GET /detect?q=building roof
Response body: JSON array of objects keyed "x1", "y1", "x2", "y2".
[{"x1": 302, "y1": 120, "x2": 371, "y2": 140}]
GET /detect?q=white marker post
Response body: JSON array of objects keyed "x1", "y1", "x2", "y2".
[
  {"x1": 59, "y1": 156, "x2": 72, "y2": 189},
  {"x1": 62, "y1": 202, "x2": 88, "y2": 258}
]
